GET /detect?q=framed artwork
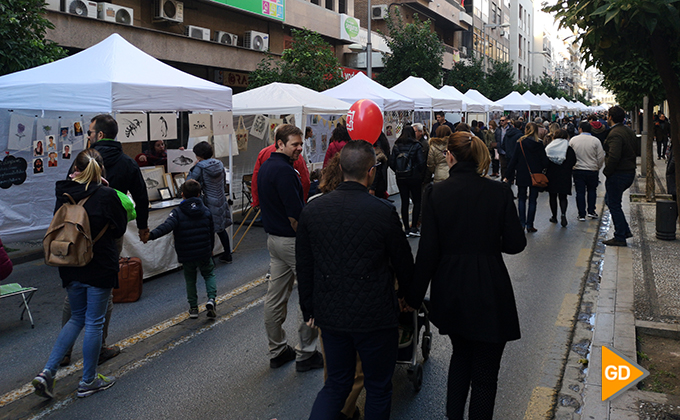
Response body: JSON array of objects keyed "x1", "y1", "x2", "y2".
[
  {"x1": 174, "y1": 173, "x2": 186, "y2": 197},
  {"x1": 8, "y1": 113, "x2": 34, "y2": 151},
  {"x1": 250, "y1": 114, "x2": 267, "y2": 139},
  {"x1": 149, "y1": 112, "x2": 178, "y2": 141},
  {"x1": 116, "y1": 113, "x2": 147, "y2": 143},
  {"x1": 213, "y1": 111, "x2": 234, "y2": 136},
  {"x1": 167, "y1": 149, "x2": 196, "y2": 173},
  {"x1": 268, "y1": 118, "x2": 283, "y2": 145},
  {"x1": 140, "y1": 165, "x2": 165, "y2": 201},
  {"x1": 33, "y1": 140, "x2": 45, "y2": 157},
  {"x1": 33, "y1": 158, "x2": 44, "y2": 175},
  {"x1": 163, "y1": 173, "x2": 175, "y2": 197},
  {"x1": 158, "y1": 187, "x2": 172, "y2": 201}
]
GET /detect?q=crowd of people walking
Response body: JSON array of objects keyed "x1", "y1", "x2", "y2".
[{"x1": 12, "y1": 102, "x2": 669, "y2": 419}]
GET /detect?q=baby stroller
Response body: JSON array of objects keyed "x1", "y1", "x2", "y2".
[{"x1": 396, "y1": 300, "x2": 432, "y2": 391}]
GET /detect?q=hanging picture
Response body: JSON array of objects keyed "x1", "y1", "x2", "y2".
[
  {"x1": 116, "y1": 113, "x2": 147, "y2": 143},
  {"x1": 149, "y1": 112, "x2": 177, "y2": 141},
  {"x1": 250, "y1": 114, "x2": 267, "y2": 139},
  {"x1": 38, "y1": 118, "x2": 60, "y2": 145},
  {"x1": 73, "y1": 121, "x2": 84, "y2": 137},
  {"x1": 62, "y1": 144, "x2": 72, "y2": 160},
  {"x1": 167, "y1": 149, "x2": 197, "y2": 173},
  {"x1": 47, "y1": 152, "x2": 58, "y2": 168},
  {"x1": 214, "y1": 134, "x2": 237, "y2": 158},
  {"x1": 59, "y1": 126, "x2": 70, "y2": 143},
  {"x1": 213, "y1": 111, "x2": 234, "y2": 136},
  {"x1": 46, "y1": 135, "x2": 57, "y2": 152},
  {"x1": 8, "y1": 113, "x2": 34, "y2": 151},
  {"x1": 236, "y1": 116, "x2": 249, "y2": 152},
  {"x1": 188, "y1": 113, "x2": 212, "y2": 138},
  {"x1": 33, "y1": 140, "x2": 45, "y2": 157},
  {"x1": 268, "y1": 118, "x2": 284, "y2": 145},
  {"x1": 33, "y1": 158, "x2": 44, "y2": 175},
  {"x1": 283, "y1": 114, "x2": 295, "y2": 127},
  {"x1": 140, "y1": 166, "x2": 165, "y2": 201}
]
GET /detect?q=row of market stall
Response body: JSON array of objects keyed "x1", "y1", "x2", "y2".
[{"x1": 0, "y1": 33, "x2": 606, "y2": 257}]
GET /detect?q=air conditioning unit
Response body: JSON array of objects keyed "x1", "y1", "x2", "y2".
[
  {"x1": 372, "y1": 5, "x2": 388, "y2": 20},
  {"x1": 186, "y1": 25, "x2": 211, "y2": 41},
  {"x1": 64, "y1": 0, "x2": 98, "y2": 18},
  {"x1": 244, "y1": 31, "x2": 269, "y2": 52},
  {"x1": 156, "y1": 0, "x2": 183, "y2": 23},
  {"x1": 215, "y1": 31, "x2": 238, "y2": 46},
  {"x1": 97, "y1": 3, "x2": 134, "y2": 25}
]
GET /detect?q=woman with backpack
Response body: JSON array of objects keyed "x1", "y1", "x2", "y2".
[
  {"x1": 389, "y1": 125, "x2": 426, "y2": 236},
  {"x1": 33, "y1": 149, "x2": 127, "y2": 399},
  {"x1": 545, "y1": 129, "x2": 577, "y2": 227}
]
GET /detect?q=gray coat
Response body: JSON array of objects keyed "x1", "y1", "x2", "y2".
[{"x1": 188, "y1": 158, "x2": 231, "y2": 232}]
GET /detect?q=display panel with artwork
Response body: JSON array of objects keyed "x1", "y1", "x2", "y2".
[
  {"x1": 140, "y1": 166, "x2": 165, "y2": 201},
  {"x1": 167, "y1": 149, "x2": 197, "y2": 173},
  {"x1": 149, "y1": 113, "x2": 177, "y2": 141},
  {"x1": 116, "y1": 113, "x2": 147, "y2": 143}
]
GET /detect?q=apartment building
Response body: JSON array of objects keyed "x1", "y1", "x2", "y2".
[
  {"x1": 459, "y1": 0, "x2": 511, "y2": 71},
  {"x1": 508, "y1": 0, "x2": 533, "y2": 83}
]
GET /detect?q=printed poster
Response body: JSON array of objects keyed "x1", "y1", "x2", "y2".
[
  {"x1": 188, "y1": 113, "x2": 212, "y2": 138},
  {"x1": 268, "y1": 118, "x2": 284, "y2": 145},
  {"x1": 167, "y1": 149, "x2": 197, "y2": 173},
  {"x1": 149, "y1": 113, "x2": 177, "y2": 141},
  {"x1": 213, "y1": 111, "x2": 234, "y2": 136},
  {"x1": 115, "y1": 113, "x2": 147, "y2": 143},
  {"x1": 250, "y1": 114, "x2": 267, "y2": 139},
  {"x1": 8, "y1": 113, "x2": 34, "y2": 151}
]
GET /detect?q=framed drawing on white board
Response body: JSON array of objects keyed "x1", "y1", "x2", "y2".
[{"x1": 140, "y1": 165, "x2": 165, "y2": 201}]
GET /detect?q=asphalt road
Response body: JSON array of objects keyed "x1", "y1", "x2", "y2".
[{"x1": 0, "y1": 183, "x2": 605, "y2": 420}]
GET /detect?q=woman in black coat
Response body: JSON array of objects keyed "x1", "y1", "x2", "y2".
[
  {"x1": 545, "y1": 128, "x2": 577, "y2": 227},
  {"x1": 388, "y1": 126, "x2": 426, "y2": 236},
  {"x1": 406, "y1": 131, "x2": 526, "y2": 420},
  {"x1": 505, "y1": 122, "x2": 549, "y2": 232}
]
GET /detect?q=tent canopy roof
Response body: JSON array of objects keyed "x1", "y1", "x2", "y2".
[
  {"x1": 439, "y1": 85, "x2": 486, "y2": 113},
  {"x1": 233, "y1": 82, "x2": 350, "y2": 116},
  {"x1": 463, "y1": 89, "x2": 503, "y2": 112},
  {"x1": 0, "y1": 33, "x2": 232, "y2": 112},
  {"x1": 390, "y1": 77, "x2": 463, "y2": 111},
  {"x1": 322, "y1": 72, "x2": 414, "y2": 112},
  {"x1": 494, "y1": 91, "x2": 541, "y2": 111},
  {"x1": 521, "y1": 91, "x2": 553, "y2": 111}
]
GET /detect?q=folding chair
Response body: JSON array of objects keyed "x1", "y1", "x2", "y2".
[
  {"x1": 241, "y1": 173, "x2": 254, "y2": 214},
  {"x1": 0, "y1": 283, "x2": 38, "y2": 328}
]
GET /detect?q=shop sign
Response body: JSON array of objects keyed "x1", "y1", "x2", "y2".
[
  {"x1": 340, "y1": 14, "x2": 361, "y2": 42},
  {"x1": 209, "y1": 0, "x2": 284, "y2": 21}
]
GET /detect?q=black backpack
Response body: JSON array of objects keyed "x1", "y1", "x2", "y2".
[{"x1": 392, "y1": 143, "x2": 416, "y2": 179}]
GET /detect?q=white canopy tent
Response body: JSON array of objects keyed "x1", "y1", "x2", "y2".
[
  {"x1": 521, "y1": 91, "x2": 553, "y2": 112},
  {"x1": 390, "y1": 77, "x2": 463, "y2": 111},
  {"x1": 0, "y1": 33, "x2": 233, "y2": 243},
  {"x1": 321, "y1": 72, "x2": 414, "y2": 112},
  {"x1": 464, "y1": 89, "x2": 504, "y2": 112},
  {"x1": 494, "y1": 91, "x2": 542, "y2": 111},
  {"x1": 439, "y1": 85, "x2": 486, "y2": 113},
  {"x1": 555, "y1": 97, "x2": 577, "y2": 111},
  {"x1": 539, "y1": 93, "x2": 567, "y2": 112},
  {"x1": 0, "y1": 33, "x2": 232, "y2": 112}
]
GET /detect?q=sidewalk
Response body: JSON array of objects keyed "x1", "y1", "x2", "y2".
[{"x1": 556, "y1": 157, "x2": 680, "y2": 419}]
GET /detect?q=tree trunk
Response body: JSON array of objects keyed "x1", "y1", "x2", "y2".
[
  {"x1": 646, "y1": 96, "x2": 655, "y2": 201},
  {"x1": 650, "y1": 31, "x2": 680, "y2": 215}
]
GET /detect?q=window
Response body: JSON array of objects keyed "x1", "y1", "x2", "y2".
[
  {"x1": 492, "y1": 3, "x2": 498, "y2": 23},
  {"x1": 311, "y1": 0, "x2": 319, "y2": 4},
  {"x1": 325, "y1": 0, "x2": 333, "y2": 11},
  {"x1": 338, "y1": 0, "x2": 346, "y2": 13},
  {"x1": 482, "y1": 0, "x2": 489, "y2": 23}
]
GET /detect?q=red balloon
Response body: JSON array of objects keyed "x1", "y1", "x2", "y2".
[{"x1": 346, "y1": 99, "x2": 383, "y2": 144}]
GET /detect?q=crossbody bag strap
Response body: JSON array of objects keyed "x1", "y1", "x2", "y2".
[{"x1": 519, "y1": 140, "x2": 533, "y2": 174}]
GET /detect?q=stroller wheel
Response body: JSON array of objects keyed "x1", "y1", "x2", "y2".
[
  {"x1": 422, "y1": 332, "x2": 432, "y2": 361},
  {"x1": 407, "y1": 363, "x2": 424, "y2": 392}
]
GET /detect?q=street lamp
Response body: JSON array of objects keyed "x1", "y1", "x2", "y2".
[
  {"x1": 367, "y1": 0, "x2": 372, "y2": 78},
  {"x1": 482, "y1": 23, "x2": 509, "y2": 72}
]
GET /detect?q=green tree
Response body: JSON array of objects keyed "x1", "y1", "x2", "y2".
[
  {"x1": 485, "y1": 59, "x2": 515, "y2": 100},
  {"x1": 544, "y1": 0, "x2": 680, "y2": 203},
  {"x1": 529, "y1": 73, "x2": 567, "y2": 99},
  {"x1": 445, "y1": 57, "x2": 486, "y2": 93},
  {"x1": 0, "y1": 0, "x2": 66, "y2": 76},
  {"x1": 248, "y1": 28, "x2": 343, "y2": 91},
  {"x1": 376, "y1": 8, "x2": 444, "y2": 88}
]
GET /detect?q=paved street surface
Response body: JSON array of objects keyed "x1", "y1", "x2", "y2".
[{"x1": 0, "y1": 183, "x2": 605, "y2": 420}]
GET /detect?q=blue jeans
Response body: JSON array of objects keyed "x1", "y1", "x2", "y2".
[
  {"x1": 309, "y1": 328, "x2": 398, "y2": 420},
  {"x1": 44, "y1": 282, "x2": 111, "y2": 385},
  {"x1": 573, "y1": 170, "x2": 599, "y2": 217},
  {"x1": 605, "y1": 172, "x2": 635, "y2": 241},
  {"x1": 516, "y1": 186, "x2": 540, "y2": 229}
]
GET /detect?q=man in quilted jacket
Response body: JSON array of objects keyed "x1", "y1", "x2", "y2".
[{"x1": 296, "y1": 140, "x2": 415, "y2": 420}]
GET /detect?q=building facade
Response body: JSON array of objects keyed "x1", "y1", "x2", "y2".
[{"x1": 508, "y1": 0, "x2": 533, "y2": 83}]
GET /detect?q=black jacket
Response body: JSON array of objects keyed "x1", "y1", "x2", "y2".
[
  {"x1": 296, "y1": 181, "x2": 414, "y2": 332},
  {"x1": 406, "y1": 162, "x2": 526, "y2": 342},
  {"x1": 604, "y1": 124, "x2": 637, "y2": 177},
  {"x1": 506, "y1": 137, "x2": 549, "y2": 187},
  {"x1": 149, "y1": 197, "x2": 214, "y2": 263},
  {"x1": 388, "y1": 138, "x2": 426, "y2": 181},
  {"x1": 546, "y1": 146, "x2": 577, "y2": 195},
  {"x1": 496, "y1": 125, "x2": 523, "y2": 161},
  {"x1": 93, "y1": 140, "x2": 149, "y2": 229},
  {"x1": 54, "y1": 180, "x2": 128, "y2": 289}
]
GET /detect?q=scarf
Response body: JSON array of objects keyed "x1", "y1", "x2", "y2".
[{"x1": 545, "y1": 138, "x2": 569, "y2": 165}]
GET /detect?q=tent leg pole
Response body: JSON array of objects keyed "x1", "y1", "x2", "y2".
[
  {"x1": 232, "y1": 206, "x2": 254, "y2": 239},
  {"x1": 233, "y1": 209, "x2": 261, "y2": 253}
]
